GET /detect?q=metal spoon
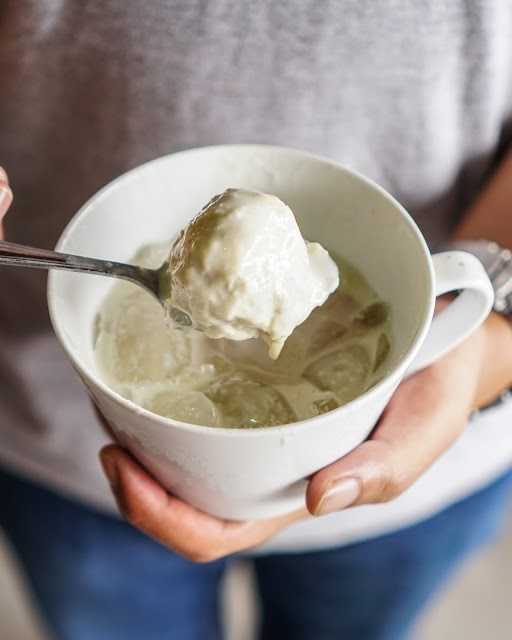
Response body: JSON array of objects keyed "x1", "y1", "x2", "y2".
[{"x1": 0, "y1": 240, "x2": 193, "y2": 327}]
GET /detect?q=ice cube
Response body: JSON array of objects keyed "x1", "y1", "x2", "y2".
[
  {"x1": 307, "y1": 320, "x2": 347, "y2": 355},
  {"x1": 301, "y1": 291, "x2": 358, "y2": 355},
  {"x1": 353, "y1": 302, "x2": 389, "y2": 329},
  {"x1": 319, "y1": 291, "x2": 360, "y2": 320},
  {"x1": 212, "y1": 335, "x2": 306, "y2": 385},
  {"x1": 373, "y1": 333, "x2": 391, "y2": 372},
  {"x1": 95, "y1": 286, "x2": 191, "y2": 383},
  {"x1": 206, "y1": 374, "x2": 296, "y2": 428},
  {"x1": 303, "y1": 344, "x2": 371, "y2": 403},
  {"x1": 313, "y1": 396, "x2": 340, "y2": 415},
  {"x1": 174, "y1": 355, "x2": 234, "y2": 390},
  {"x1": 145, "y1": 390, "x2": 219, "y2": 426}
]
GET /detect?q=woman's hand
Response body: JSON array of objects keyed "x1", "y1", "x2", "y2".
[
  {"x1": 100, "y1": 310, "x2": 512, "y2": 562},
  {"x1": 308, "y1": 305, "x2": 512, "y2": 515},
  {"x1": 100, "y1": 446, "x2": 308, "y2": 562},
  {"x1": 0, "y1": 167, "x2": 13, "y2": 239}
]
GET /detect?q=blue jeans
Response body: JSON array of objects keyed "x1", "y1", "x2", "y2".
[{"x1": 1, "y1": 467, "x2": 512, "y2": 640}]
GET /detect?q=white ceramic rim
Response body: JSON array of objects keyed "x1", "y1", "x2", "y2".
[{"x1": 48, "y1": 144, "x2": 435, "y2": 438}]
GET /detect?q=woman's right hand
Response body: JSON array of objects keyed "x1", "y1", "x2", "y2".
[{"x1": 0, "y1": 167, "x2": 13, "y2": 239}]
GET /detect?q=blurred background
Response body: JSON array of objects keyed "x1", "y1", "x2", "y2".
[{"x1": 2, "y1": 520, "x2": 510, "y2": 640}]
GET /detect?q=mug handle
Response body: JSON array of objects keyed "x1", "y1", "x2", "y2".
[{"x1": 407, "y1": 251, "x2": 494, "y2": 375}]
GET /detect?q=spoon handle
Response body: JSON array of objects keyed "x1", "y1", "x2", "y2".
[{"x1": 0, "y1": 239, "x2": 154, "y2": 289}]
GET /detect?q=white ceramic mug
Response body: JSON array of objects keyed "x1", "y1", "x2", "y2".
[{"x1": 48, "y1": 145, "x2": 494, "y2": 520}]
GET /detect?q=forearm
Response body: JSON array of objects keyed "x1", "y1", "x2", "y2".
[
  {"x1": 476, "y1": 311, "x2": 512, "y2": 408},
  {"x1": 450, "y1": 148, "x2": 512, "y2": 402},
  {"x1": 454, "y1": 150, "x2": 512, "y2": 247}
]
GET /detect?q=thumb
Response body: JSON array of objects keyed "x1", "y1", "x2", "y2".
[{"x1": 306, "y1": 344, "x2": 481, "y2": 516}]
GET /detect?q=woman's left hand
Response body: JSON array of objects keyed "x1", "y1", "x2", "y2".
[{"x1": 100, "y1": 310, "x2": 512, "y2": 562}]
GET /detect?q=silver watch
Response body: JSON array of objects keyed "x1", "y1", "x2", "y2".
[{"x1": 443, "y1": 239, "x2": 512, "y2": 412}]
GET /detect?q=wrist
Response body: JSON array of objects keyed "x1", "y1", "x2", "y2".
[{"x1": 474, "y1": 312, "x2": 512, "y2": 410}]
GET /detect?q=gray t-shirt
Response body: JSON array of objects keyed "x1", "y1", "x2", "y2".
[{"x1": 1, "y1": 1, "x2": 512, "y2": 549}]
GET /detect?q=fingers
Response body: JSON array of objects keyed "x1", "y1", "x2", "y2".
[
  {"x1": 307, "y1": 440, "x2": 393, "y2": 514},
  {"x1": 100, "y1": 445, "x2": 306, "y2": 562},
  {"x1": 0, "y1": 166, "x2": 13, "y2": 238},
  {"x1": 307, "y1": 332, "x2": 486, "y2": 515}
]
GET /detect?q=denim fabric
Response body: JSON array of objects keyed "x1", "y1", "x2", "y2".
[{"x1": 1, "y1": 467, "x2": 511, "y2": 640}]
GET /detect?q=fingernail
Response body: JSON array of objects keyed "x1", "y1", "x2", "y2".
[
  {"x1": 100, "y1": 452, "x2": 119, "y2": 493},
  {"x1": 0, "y1": 166, "x2": 8, "y2": 184},
  {"x1": 0, "y1": 186, "x2": 12, "y2": 216},
  {"x1": 315, "y1": 478, "x2": 361, "y2": 516}
]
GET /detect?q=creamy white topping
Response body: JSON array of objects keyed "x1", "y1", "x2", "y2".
[{"x1": 165, "y1": 189, "x2": 339, "y2": 358}]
